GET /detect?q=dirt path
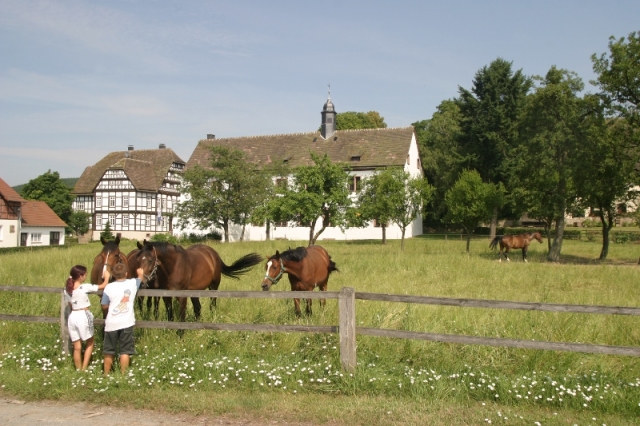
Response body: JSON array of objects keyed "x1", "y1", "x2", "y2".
[{"x1": 0, "y1": 394, "x2": 315, "y2": 426}]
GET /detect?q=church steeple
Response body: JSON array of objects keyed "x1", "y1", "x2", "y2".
[{"x1": 320, "y1": 85, "x2": 336, "y2": 139}]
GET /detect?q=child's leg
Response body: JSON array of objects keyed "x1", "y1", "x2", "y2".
[
  {"x1": 104, "y1": 354, "x2": 115, "y2": 375},
  {"x1": 119, "y1": 354, "x2": 131, "y2": 373},
  {"x1": 82, "y1": 337, "x2": 94, "y2": 370},
  {"x1": 72, "y1": 340, "x2": 83, "y2": 370}
]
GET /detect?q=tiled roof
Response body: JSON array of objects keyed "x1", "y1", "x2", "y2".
[
  {"x1": 0, "y1": 177, "x2": 26, "y2": 202},
  {"x1": 186, "y1": 127, "x2": 415, "y2": 171},
  {"x1": 21, "y1": 200, "x2": 67, "y2": 227},
  {"x1": 73, "y1": 148, "x2": 185, "y2": 195}
]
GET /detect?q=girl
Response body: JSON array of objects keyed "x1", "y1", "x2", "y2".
[{"x1": 64, "y1": 265, "x2": 110, "y2": 370}]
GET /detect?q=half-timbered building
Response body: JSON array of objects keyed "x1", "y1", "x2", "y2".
[{"x1": 72, "y1": 145, "x2": 185, "y2": 240}]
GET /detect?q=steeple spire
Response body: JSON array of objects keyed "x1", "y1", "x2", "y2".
[{"x1": 320, "y1": 86, "x2": 336, "y2": 139}]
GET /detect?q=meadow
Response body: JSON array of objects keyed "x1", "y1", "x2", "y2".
[{"x1": 0, "y1": 237, "x2": 639, "y2": 425}]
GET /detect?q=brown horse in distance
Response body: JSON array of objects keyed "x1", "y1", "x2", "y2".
[
  {"x1": 136, "y1": 241, "x2": 262, "y2": 322},
  {"x1": 262, "y1": 245, "x2": 338, "y2": 316},
  {"x1": 91, "y1": 236, "x2": 128, "y2": 318},
  {"x1": 489, "y1": 232, "x2": 543, "y2": 262}
]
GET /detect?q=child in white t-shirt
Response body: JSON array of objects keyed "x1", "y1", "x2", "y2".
[
  {"x1": 101, "y1": 262, "x2": 144, "y2": 375},
  {"x1": 64, "y1": 264, "x2": 110, "y2": 370}
]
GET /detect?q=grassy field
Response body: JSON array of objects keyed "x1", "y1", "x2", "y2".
[{"x1": 0, "y1": 237, "x2": 639, "y2": 425}]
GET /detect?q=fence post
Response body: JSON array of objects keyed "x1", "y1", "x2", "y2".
[
  {"x1": 339, "y1": 287, "x2": 356, "y2": 372},
  {"x1": 60, "y1": 292, "x2": 70, "y2": 356}
]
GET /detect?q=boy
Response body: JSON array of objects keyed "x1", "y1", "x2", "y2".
[{"x1": 101, "y1": 262, "x2": 144, "y2": 374}]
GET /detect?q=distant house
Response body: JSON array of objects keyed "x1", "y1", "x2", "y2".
[
  {"x1": 182, "y1": 96, "x2": 424, "y2": 242},
  {"x1": 71, "y1": 145, "x2": 185, "y2": 241},
  {"x1": 0, "y1": 177, "x2": 67, "y2": 247}
]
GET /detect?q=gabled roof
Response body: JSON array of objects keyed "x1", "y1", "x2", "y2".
[
  {"x1": 0, "y1": 177, "x2": 25, "y2": 203},
  {"x1": 21, "y1": 200, "x2": 67, "y2": 228},
  {"x1": 186, "y1": 127, "x2": 415, "y2": 171},
  {"x1": 73, "y1": 148, "x2": 185, "y2": 195}
]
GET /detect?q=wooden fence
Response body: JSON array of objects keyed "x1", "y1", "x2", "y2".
[{"x1": 1, "y1": 285, "x2": 639, "y2": 372}]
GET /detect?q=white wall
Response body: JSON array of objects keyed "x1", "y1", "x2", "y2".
[
  {"x1": 0, "y1": 219, "x2": 20, "y2": 248},
  {"x1": 20, "y1": 226, "x2": 66, "y2": 246}
]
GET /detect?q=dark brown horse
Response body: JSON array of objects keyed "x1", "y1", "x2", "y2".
[
  {"x1": 91, "y1": 236, "x2": 128, "y2": 318},
  {"x1": 136, "y1": 241, "x2": 262, "y2": 322},
  {"x1": 489, "y1": 232, "x2": 543, "y2": 262},
  {"x1": 261, "y1": 246, "x2": 338, "y2": 316},
  {"x1": 127, "y1": 246, "x2": 163, "y2": 318}
]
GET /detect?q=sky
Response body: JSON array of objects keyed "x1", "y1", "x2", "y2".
[{"x1": 0, "y1": 0, "x2": 638, "y2": 186}]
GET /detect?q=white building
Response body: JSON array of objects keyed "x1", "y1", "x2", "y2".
[
  {"x1": 71, "y1": 145, "x2": 185, "y2": 241},
  {"x1": 182, "y1": 97, "x2": 424, "y2": 242},
  {"x1": 0, "y1": 177, "x2": 67, "y2": 247}
]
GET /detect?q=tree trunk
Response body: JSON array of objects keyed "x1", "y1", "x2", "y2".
[
  {"x1": 465, "y1": 233, "x2": 471, "y2": 253},
  {"x1": 240, "y1": 222, "x2": 246, "y2": 242},
  {"x1": 489, "y1": 207, "x2": 498, "y2": 240},
  {"x1": 547, "y1": 215, "x2": 565, "y2": 262},
  {"x1": 599, "y1": 208, "x2": 614, "y2": 261},
  {"x1": 265, "y1": 220, "x2": 271, "y2": 241},
  {"x1": 400, "y1": 227, "x2": 406, "y2": 251},
  {"x1": 223, "y1": 218, "x2": 230, "y2": 243},
  {"x1": 308, "y1": 225, "x2": 315, "y2": 247},
  {"x1": 382, "y1": 225, "x2": 387, "y2": 244}
]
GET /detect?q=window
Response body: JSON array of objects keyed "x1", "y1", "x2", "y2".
[
  {"x1": 109, "y1": 214, "x2": 116, "y2": 226},
  {"x1": 77, "y1": 201, "x2": 84, "y2": 210},
  {"x1": 96, "y1": 196, "x2": 102, "y2": 207},
  {"x1": 146, "y1": 196, "x2": 152, "y2": 208},
  {"x1": 350, "y1": 156, "x2": 361, "y2": 162},
  {"x1": 145, "y1": 215, "x2": 150, "y2": 227},
  {"x1": 31, "y1": 233, "x2": 42, "y2": 243},
  {"x1": 50, "y1": 232, "x2": 60, "y2": 245},
  {"x1": 109, "y1": 196, "x2": 115, "y2": 207},
  {"x1": 407, "y1": 154, "x2": 410, "y2": 165},
  {"x1": 123, "y1": 216, "x2": 129, "y2": 227},
  {"x1": 161, "y1": 198, "x2": 166, "y2": 209},
  {"x1": 123, "y1": 196, "x2": 129, "y2": 208},
  {"x1": 0, "y1": 225, "x2": 3, "y2": 241},
  {"x1": 417, "y1": 157, "x2": 421, "y2": 169},
  {"x1": 349, "y1": 176, "x2": 361, "y2": 193}
]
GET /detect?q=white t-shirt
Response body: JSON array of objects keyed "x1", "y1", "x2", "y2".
[
  {"x1": 101, "y1": 278, "x2": 141, "y2": 332},
  {"x1": 68, "y1": 284, "x2": 100, "y2": 309}
]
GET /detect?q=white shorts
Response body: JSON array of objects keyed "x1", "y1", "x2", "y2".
[{"x1": 68, "y1": 310, "x2": 95, "y2": 342}]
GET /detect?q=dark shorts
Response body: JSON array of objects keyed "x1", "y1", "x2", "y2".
[{"x1": 103, "y1": 326, "x2": 136, "y2": 355}]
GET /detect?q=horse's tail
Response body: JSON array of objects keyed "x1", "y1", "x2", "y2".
[
  {"x1": 328, "y1": 258, "x2": 339, "y2": 274},
  {"x1": 221, "y1": 252, "x2": 263, "y2": 279},
  {"x1": 489, "y1": 236, "x2": 502, "y2": 250}
]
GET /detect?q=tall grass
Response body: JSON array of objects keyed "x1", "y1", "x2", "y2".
[{"x1": 0, "y1": 238, "x2": 639, "y2": 424}]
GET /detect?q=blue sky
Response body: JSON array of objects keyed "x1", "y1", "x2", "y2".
[{"x1": 0, "y1": 0, "x2": 638, "y2": 186}]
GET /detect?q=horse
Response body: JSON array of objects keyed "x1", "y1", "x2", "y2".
[
  {"x1": 90, "y1": 236, "x2": 128, "y2": 318},
  {"x1": 261, "y1": 245, "x2": 338, "y2": 317},
  {"x1": 489, "y1": 232, "x2": 543, "y2": 262},
  {"x1": 136, "y1": 241, "x2": 263, "y2": 322},
  {"x1": 127, "y1": 246, "x2": 162, "y2": 318}
]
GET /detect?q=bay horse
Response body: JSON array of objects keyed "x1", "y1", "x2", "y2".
[
  {"x1": 489, "y1": 232, "x2": 543, "y2": 262},
  {"x1": 262, "y1": 246, "x2": 338, "y2": 317},
  {"x1": 127, "y1": 246, "x2": 163, "y2": 318},
  {"x1": 90, "y1": 236, "x2": 128, "y2": 318},
  {"x1": 136, "y1": 241, "x2": 262, "y2": 322}
]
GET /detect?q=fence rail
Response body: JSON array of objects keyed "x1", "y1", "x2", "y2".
[{"x1": 1, "y1": 285, "x2": 639, "y2": 371}]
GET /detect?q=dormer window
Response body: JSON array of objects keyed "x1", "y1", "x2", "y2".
[{"x1": 350, "y1": 156, "x2": 361, "y2": 162}]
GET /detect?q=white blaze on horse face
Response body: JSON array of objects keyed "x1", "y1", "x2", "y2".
[{"x1": 265, "y1": 261, "x2": 273, "y2": 278}]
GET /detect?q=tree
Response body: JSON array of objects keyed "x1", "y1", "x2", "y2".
[
  {"x1": 445, "y1": 170, "x2": 505, "y2": 253},
  {"x1": 271, "y1": 153, "x2": 351, "y2": 246},
  {"x1": 336, "y1": 111, "x2": 387, "y2": 130},
  {"x1": 517, "y1": 66, "x2": 587, "y2": 262},
  {"x1": 67, "y1": 210, "x2": 92, "y2": 236},
  {"x1": 592, "y1": 31, "x2": 640, "y2": 131},
  {"x1": 21, "y1": 170, "x2": 74, "y2": 224},
  {"x1": 389, "y1": 172, "x2": 433, "y2": 251},
  {"x1": 100, "y1": 220, "x2": 114, "y2": 240},
  {"x1": 574, "y1": 113, "x2": 639, "y2": 260},
  {"x1": 413, "y1": 100, "x2": 465, "y2": 226},
  {"x1": 456, "y1": 58, "x2": 532, "y2": 238},
  {"x1": 176, "y1": 146, "x2": 271, "y2": 242}
]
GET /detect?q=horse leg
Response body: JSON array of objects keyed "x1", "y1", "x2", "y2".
[
  {"x1": 178, "y1": 297, "x2": 188, "y2": 322},
  {"x1": 293, "y1": 298, "x2": 302, "y2": 317},
  {"x1": 153, "y1": 297, "x2": 160, "y2": 319},
  {"x1": 146, "y1": 296, "x2": 152, "y2": 311},
  {"x1": 523, "y1": 247, "x2": 528, "y2": 263},
  {"x1": 505, "y1": 248, "x2": 510, "y2": 262},
  {"x1": 305, "y1": 298, "x2": 312, "y2": 316},
  {"x1": 163, "y1": 296, "x2": 173, "y2": 321},
  {"x1": 319, "y1": 282, "x2": 328, "y2": 309},
  {"x1": 191, "y1": 297, "x2": 202, "y2": 320}
]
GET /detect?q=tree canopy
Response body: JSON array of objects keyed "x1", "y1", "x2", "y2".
[
  {"x1": 336, "y1": 111, "x2": 387, "y2": 130},
  {"x1": 21, "y1": 170, "x2": 74, "y2": 224}
]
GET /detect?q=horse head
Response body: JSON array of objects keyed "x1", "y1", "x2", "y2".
[
  {"x1": 135, "y1": 240, "x2": 161, "y2": 285},
  {"x1": 91, "y1": 235, "x2": 126, "y2": 283},
  {"x1": 532, "y1": 232, "x2": 543, "y2": 244},
  {"x1": 262, "y1": 250, "x2": 285, "y2": 291}
]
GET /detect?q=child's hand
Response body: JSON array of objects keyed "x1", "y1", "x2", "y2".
[
  {"x1": 103, "y1": 270, "x2": 111, "y2": 282},
  {"x1": 136, "y1": 267, "x2": 144, "y2": 279}
]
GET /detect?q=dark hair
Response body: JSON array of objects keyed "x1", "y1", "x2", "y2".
[
  {"x1": 65, "y1": 265, "x2": 87, "y2": 295},
  {"x1": 112, "y1": 263, "x2": 127, "y2": 280}
]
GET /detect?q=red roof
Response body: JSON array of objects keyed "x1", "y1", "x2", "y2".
[
  {"x1": 20, "y1": 200, "x2": 67, "y2": 228},
  {"x1": 0, "y1": 177, "x2": 25, "y2": 202}
]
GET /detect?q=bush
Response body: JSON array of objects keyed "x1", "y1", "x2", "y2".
[
  {"x1": 582, "y1": 218, "x2": 602, "y2": 227},
  {"x1": 149, "y1": 233, "x2": 179, "y2": 244}
]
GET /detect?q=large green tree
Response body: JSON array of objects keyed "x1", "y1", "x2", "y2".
[
  {"x1": 412, "y1": 100, "x2": 464, "y2": 226},
  {"x1": 336, "y1": 111, "x2": 387, "y2": 130},
  {"x1": 21, "y1": 170, "x2": 73, "y2": 224},
  {"x1": 456, "y1": 58, "x2": 532, "y2": 238},
  {"x1": 67, "y1": 210, "x2": 92, "y2": 236},
  {"x1": 517, "y1": 67, "x2": 587, "y2": 262},
  {"x1": 445, "y1": 169, "x2": 505, "y2": 253},
  {"x1": 176, "y1": 146, "x2": 271, "y2": 242},
  {"x1": 270, "y1": 153, "x2": 351, "y2": 246},
  {"x1": 592, "y1": 31, "x2": 640, "y2": 131}
]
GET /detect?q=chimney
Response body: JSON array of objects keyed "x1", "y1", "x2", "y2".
[
  {"x1": 127, "y1": 145, "x2": 134, "y2": 151},
  {"x1": 159, "y1": 143, "x2": 166, "y2": 149},
  {"x1": 207, "y1": 134, "x2": 215, "y2": 140}
]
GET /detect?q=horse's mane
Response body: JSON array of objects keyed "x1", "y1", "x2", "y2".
[
  {"x1": 101, "y1": 241, "x2": 121, "y2": 252},
  {"x1": 277, "y1": 246, "x2": 308, "y2": 263},
  {"x1": 146, "y1": 241, "x2": 186, "y2": 255}
]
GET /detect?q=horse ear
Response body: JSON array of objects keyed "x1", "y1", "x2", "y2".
[
  {"x1": 100, "y1": 236, "x2": 106, "y2": 245},
  {"x1": 275, "y1": 250, "x2": 280, "y2": 258},
  {"x1": 136, "y1": 241, "x2": 143, "y2": 250}
]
